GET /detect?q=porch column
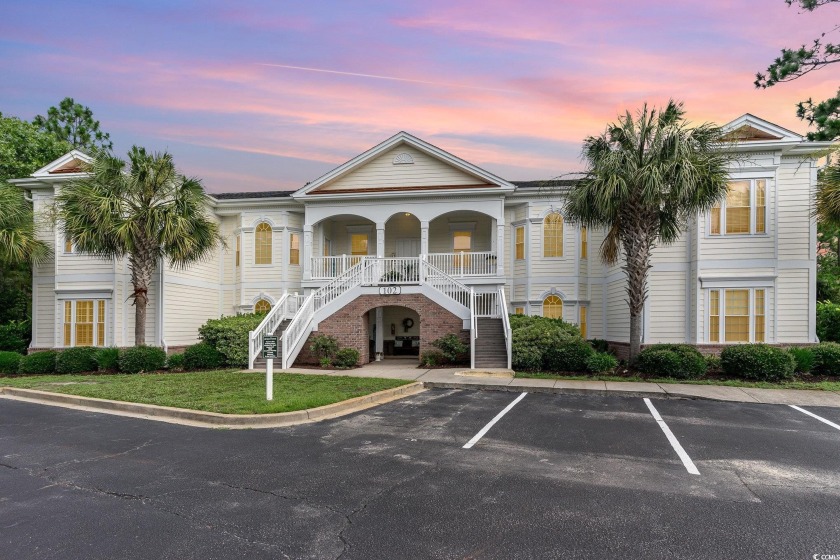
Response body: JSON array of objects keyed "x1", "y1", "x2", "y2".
[
  {"x1": 375, "y1": 307, "x2": 384, "y2": 360},
  {"x1": 420, "y1": 221, "x2": 429, "y2": 255},
  {"x1": 376, "y1": 222, "x2": 385, "y2": 258},
  {"x1": 303, "y1": 224, "x2": 313, "y2": 280},
  {"x1": 496, "y1": 222, "x2": 505, "y2": 276}
]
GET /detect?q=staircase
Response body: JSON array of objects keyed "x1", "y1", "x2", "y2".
[
  {"x1": 473, "y1": 317, "x2": 509, "y2": 369},
  {"x1": 252, "y1": 319, "x2": 291, "y2": 370}
]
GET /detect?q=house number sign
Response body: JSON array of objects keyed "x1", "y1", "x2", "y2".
[{"x1": 379, "y1": 285, "x2": 401, "y2": 296}]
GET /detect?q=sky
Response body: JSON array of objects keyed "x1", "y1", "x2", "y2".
[{"x1": 1, "y1": 1, "x2": 837, "y2": 193}]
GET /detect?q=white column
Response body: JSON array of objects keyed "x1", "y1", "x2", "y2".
[
  {"x1": 376, "y1": 222, "x2": 385, "y2": 258},
  {"x1": 375, "y1": 307, "x2": 384, "y2": 360},
  {"x1": 420, "y1": 221, "x2": 429, "y2": 255},
  {"x1": 496, "y1": 222, "x2": 505, "y2": 276},
  {"x1": 303, "y1": 224, "x2": 313, "y2": 280}
]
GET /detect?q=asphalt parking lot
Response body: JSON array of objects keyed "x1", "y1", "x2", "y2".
[{"x1": 2, "y1": 389, "x2": 840, "y2": 559}]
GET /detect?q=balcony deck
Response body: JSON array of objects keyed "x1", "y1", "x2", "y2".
[{"x1": 309, "y1": 252, "x2": 498, "y2": 281}]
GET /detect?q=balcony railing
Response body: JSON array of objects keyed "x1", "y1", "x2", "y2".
[{"x1": 310, "y1": 252, "x2": 497, "y2": 280}]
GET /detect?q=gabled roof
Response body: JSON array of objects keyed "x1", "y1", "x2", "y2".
[
  {"x1": 31, "y1": 149, "x2": 94, "y2": 178},
  {"x1": 292, "y1": 131, "x2": 516, "y2": 199},
  {"x1": 720, "y1": 114, "x2": 803, "y2": 143}
]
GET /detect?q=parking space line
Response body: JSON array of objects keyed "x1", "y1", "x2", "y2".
[
  {"x1": 790, "y1": 405, "x2": 840, "y2": 431},
  {"x1": 462, "y1": 392, "x2": 527, "y2": 449},
  {"x1": 643, "y1": 398, "x2": 700, "y2": 475}
]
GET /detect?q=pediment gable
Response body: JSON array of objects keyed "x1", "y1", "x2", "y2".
[
  {"x1": 32, "y1": 150, "x2": 93, "y2": 178},
  {"x1": 720, "y1": 114, "x2": 803, "y2": 143}
]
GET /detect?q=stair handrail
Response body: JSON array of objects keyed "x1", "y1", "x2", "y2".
[
  {"x1": 498, "y1": 286, "x2": 512, "y2": 370},
  {"x1": 469, "y1": 287, "x2": 476, "y2": 369},
  {"x1": 248, "y1": 291, "x2": 291, "y2": 369},
  {"x1": 282, "y1": 292, "x2": 315, "y2": 370},
  {"x1": 420, "y1": 256, "x2": 471, "y2": 309}
]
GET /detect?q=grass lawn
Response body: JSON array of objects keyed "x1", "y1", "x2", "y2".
[
  {"x1": 515, "y1": 371, "x2": 840, "y2": 391},
  {"x1": 0, "y1": 370, "x2": 411, "y2": 414}
]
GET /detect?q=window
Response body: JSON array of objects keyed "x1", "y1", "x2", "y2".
[
  {"x1": 62, "y1": 299, "x2": 107, "y2": 347},
  {"x1": 543, "y1": 213, "x2": 563, "y2": 257},
  {"x1": 515, "y1": 226, "x2": 525, "y2": 260},
  {"x1": 289, "y1": 233, "x2": 300, "y2": 265},
  {"x1": 64, "y1": 237, "x2": 73, "y2": 254},
  {"x1": 708, "y1": 288, "x2": 766, "y2": 343},
  {"x1": 255, "y1": 223, "x2": 272, "y2": 265},
  {"x1": 543, "y1": 295, "x2": 563, "y2": 319},
  {"x1": 235, "y1": 235, "x2": 240, "y2": 267},
  {"x1": 351, "y1": 233, "x2": 368, "y2": 256},
  {"x1": 254, "y1": 299, "x2": 271, "y2": 314},
  {"x1": 514, "y1": 307, "x2": 524, "y2": 315},
  {"x1": 453, "y1": 230, "x2": 472, "y2": 268},
  {"x1": 580, "y1": 227, "x2": 588, "y2": 259},
  {"x1": 579, "y1": 306, "x2": 587, "y2": 338},
  {"x1": 710, "y1": 179, "x2": 768, "y2": 236}
]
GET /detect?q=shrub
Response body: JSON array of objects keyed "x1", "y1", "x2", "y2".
[
  {"x1": 635, "y1": 344, "x2": 707, "y2": 379},
  {"x1": 94, "y1": 347, "x2": 120, "y2": 371},
  {"x1": 55, "y1": 347, "x2": 98, "y2": 374},
  {"x1": 544, "y1": 338, "x2": 595, "y2": 372},
  {"x1": 817, "y1": 301, "x2": 840, "y2": 342},
  {"x1": 589, "y1": 338, "x2": 610, "y2": 353},
  {"x1": 0, "y1": 320, "x2": 31, "y2": 354},
  {"x1": 167, "y1": 353, "x2": 185, "y2": 371},
  {"x1": 811, "y1": 342, "x2": 840, "y2": 376},
  {"x1": 705, "y1": 354, "x2": 722, "y2": 374},
  {"x1": 310, "y1": 334, "x2": 339, "y2": 361},
  {"x1": 586, "y1": 352, "x2": 617, "y2": 373},
  {"x1": 420, "y1": 350, "x2": 446, "y2": 367},
  {"x1": 0, "y1": 351, "x2": 22, "y2": 374},
  {"x1": 333, "y1": 347, "x2": 359, "y2": 369},
  {"x1": 198, "y1": 313, "x2": 264, "y2": 368},
  {"x1": 319, "y1": 357, "x2": 333, "y2": 368},
  {"x1": 512, "y1": 344, "x2": 543, "y2": 371},
  {"x1": 17, "y1": 351, "x2": 57, "y2": 375},
  {"x1": 720, "y1": 344, "x2": 795, "y2": 381},
  {"x1": 512, "y1": 323, "x2": 575, "y2": 371},
  {"x1": 509, "y1": 314, "x2": 581, "y2": 337},
  {"x1": 119, "y1": 345, "x2": 167, "y2": 373},
  {"x1": 184, "y1": 342, "x2": 226, "y2": 370},
  {"x1": 431, "y1": 334, "x2": 469, "y2": 364},
  {"x1": 788, "y1": 347, "x2": 815, "y2": 374}
]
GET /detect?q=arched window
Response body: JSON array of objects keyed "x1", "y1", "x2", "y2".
[
  {"x1": 254, "y1": 299, "x2": 271, "y2": 314},
  {"x1": 255, "y1": 223, "x2": 272, "y2": 264},
  {"x1": 543, "y1": 213, "x2": 564, "y2": 257},
  {"x1": 543, "y1": 295, "x2": 563, "y2": 319}
]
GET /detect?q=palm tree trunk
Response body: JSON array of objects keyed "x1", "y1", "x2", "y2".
[
  {"x1": 622, "y1": 210, "x2": 655, "y2": 362},
  {"x1": 130, "y1": 247, "x2": 155, "y2": 347}
]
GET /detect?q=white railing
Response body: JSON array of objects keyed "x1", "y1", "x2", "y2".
[
  {"x1": 426, "y1": 251, "x2": 497, "y2": 277},
  {"x1": 310, "y1": 255, "x2": 363, "y2": 279},
  {"x1": 421, "y1": 257, "x2": 471, "y2": 308},
  {"x1": 282, "y1": 293, "x2": 315, "y2": 370},
  {"x1": 363, "y1": 257, "x2": 420, "y2": 285},
  {"x1": 470, "y1": 287, "x2": 477, "y2": 369},
  {"x1": 248, "y1": 292, "x2": 305, "y2": 369},
  {"x1": 498, "y1": 287, "x2": 512, "y2": 369}
]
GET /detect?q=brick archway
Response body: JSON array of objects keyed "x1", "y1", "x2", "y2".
[{"x1": 294, "y1": 294, "x2": 469, "y2": 366}]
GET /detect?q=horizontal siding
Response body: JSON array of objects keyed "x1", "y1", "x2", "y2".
[
  {"x1": 164, "y1": 284, "x2": 219, "y2": 346},
  {"x1": 777, "y1": 269, "x2": 810, "y2": 341},
  {"x1": 646, "y1": 271, "x2": 687, "y2": 343}
]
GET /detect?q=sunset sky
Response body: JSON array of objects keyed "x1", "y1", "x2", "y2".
[{"x1": 1, "y1": 1, "x2": 837, "y2": 192}]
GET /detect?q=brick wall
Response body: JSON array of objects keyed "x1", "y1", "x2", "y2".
[{"x1": 294, "y1": 294, "x2": 469, "y2": 366}]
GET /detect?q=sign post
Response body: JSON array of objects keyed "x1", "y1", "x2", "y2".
[{"x1": 262, "y1": 336, "x2": 278, "y2": 401}]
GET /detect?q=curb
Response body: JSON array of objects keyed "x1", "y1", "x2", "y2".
[
  {"x1": 0, "y1": 382, "x2": 425, "y2": 429},
  {"x1": 422, "y1": 381, "x2": 666, "y2": 399}
]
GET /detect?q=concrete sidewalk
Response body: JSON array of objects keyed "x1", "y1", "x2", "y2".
[{"x1": 279, "y1": 360, "x2": 840, "y2": 408}]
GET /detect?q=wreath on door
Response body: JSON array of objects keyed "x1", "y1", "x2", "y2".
[{"x1": 402, "y1": 317, "x2": 415, "y2": 332}]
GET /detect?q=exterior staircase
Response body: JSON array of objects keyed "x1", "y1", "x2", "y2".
[
  {"x1": 473, "y1": 317, "x2": 509, "y2": 369},
  {"x1": 252, "y1": 319, "x2": 291, "y2": 370}
]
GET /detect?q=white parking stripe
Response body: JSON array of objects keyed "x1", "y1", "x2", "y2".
[
  {"x1": 463, "y1": 392, "x2": 527, "y2": 449},
  {"x1": 789, "y1": 405, "x2": 840, "y2": 431},
  {"x1": 643, "y1": 398, "x2": 700, "y2": 476}
]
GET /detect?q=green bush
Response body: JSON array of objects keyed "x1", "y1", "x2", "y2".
[
  {"x1": 0, "y1": 351, "x2": 23, "y2": 374},
  {"x1": 788, "y1": 347, "x2": 815, "y2": 374},
  {"x1": 817, "y1": 301, "x2": 840, "y2": 342},
  {"x1": 0, "y1": 320, "x2": 31, "y2": 354},
  {"x1": 635, "y1": 344, "x2": 707, "y2": 379},
  {"x1": 589, "y1": 338, "x2": 610, "y2": 353},
  {"x1": 55, "y1": 347, "x2": 98, "y2": 374},
  {"x1": 431, "y1": 334, "x2": 469, "y2": 364},
  {"x1": 183, "y1": 342, "x2": 226, "y2": 370},
  {"x1": 720, "y1": 344, "x2": 795, "y2": 381},
  {"x1": 17, "y1": 351, "x2": 57, "y2": 375},
  {"x1": 333, "y1": 347, "x2": 360, "y2": 369},
  {"x1": 705, "y1": 354, "x2": 722, "y2": 374},
  {"x1": 198, "y1": 312, "x2": 264, "y2": 368},
  {"x1": 509, "y1": 314, "x2": 581, "y2": 337},
  {"x1": 512, "y1": 323, "x2": 575, "y2": 371},
  {"x1": 167, "y1": 353, "x2": 185, "y2": 371},
  {"x1": 811, "y1": 342, "x2": 840, "y2": 376},
  {"x1": 586, "y1": 352, "x2": 617, "y2": 373},
  {"x1": 310, "y1": 334, "x2": 339, "y2": 361},
  {"x1": 94, "y1": 347, "x2": 120, "y2": 371},
  {"x1": 119, "y1": 345, "x2": 167, "y2": 373},
  {"x1": 544, "y1": 338, "x2": 595, "y2": 372},
  {"x1": 420, "y1": 350, "x2": 446, "y2": 367}
]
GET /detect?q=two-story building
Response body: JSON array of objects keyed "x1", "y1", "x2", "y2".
[{"x1": 12, "y1": 114, "x2": 829, "y2": 367}]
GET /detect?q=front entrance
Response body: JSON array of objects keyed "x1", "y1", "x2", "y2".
[
  {"x1": 369, "y1": 305, "x2": 420, "y2": 361},
  {"x1": 395, "y1": 238, "x2": 420, "y2": 258}
]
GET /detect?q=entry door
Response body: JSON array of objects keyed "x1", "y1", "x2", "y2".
[{"x1": 396, "y1": 238, "x2": 420, "y2": 257}]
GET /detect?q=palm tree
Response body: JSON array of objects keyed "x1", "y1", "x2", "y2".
[
  {"x1": 815, "y1": 159, "x2": 840, "y2": 225},
  {"x1": 564, "y1": 101, "x2": 734, "y2": 360},
  {"x1": 56, "y1": 147, "x2": 221, "y2": 345},
  {"x1": 0, "y1": 183, "x2": 49, "y2": 265}
]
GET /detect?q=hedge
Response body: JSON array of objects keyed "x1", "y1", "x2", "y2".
[
  {"x1": 586, "y1": 352, "x2": 617, "y2": 373},
  {"x1": 720, "y1": 344, "x2": 795, "y2": 381},
  {"x1": 811, "y1": 342, "x2": 840, "y2": 376},
  {"x1": 94, "y1": 347, "x2": 120, "y2": 372},
  {"x1": 119, "y1": 346, "x2": 167, "y2": 373},
  {"x1": 431, "y1": 334, "x2": 468, "y2": 364},
  {"x1": 198, "y1": 312, "x2": 264, "y2": 367},
  {"x1": 544, "y1": 338, "x2": 594, "y2": 372},
  {"x1": 0, "y1": 320, "x2": 31, "y2": 354},
  {"x1": 18, "y1": 351, "x2": 57, "y2": 375},
  {"x1": 817, "y1": 301, "x2": 840, "y2": 343},
  {"x1": 788, "y1": 347, "x2": 815, "y2": 374},
  {"x1": 55, "y1": 347, "x2": 98, "y2": 374},
  {"x1": 509, "y1": 314, "x2": 581, "y2": 337},
  {"x1": 0, "y1": 351, "x2": 22, "y2": 374},
  {"x1": 167, "y1": 353, "x2": 186, "y2": 371},
  {"x1": 635, "y1": 344, "x2": 707, "y2": 379},
  {"x1": 334, "y1": 347, "x2": 360, "y2": 369},
  {"x1": 183, "y1": 342, "x2": 226, "y2": 370}
]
